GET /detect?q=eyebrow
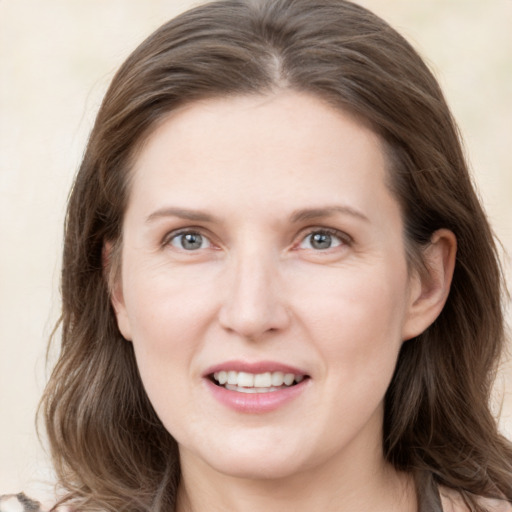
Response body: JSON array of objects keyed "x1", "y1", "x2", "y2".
[
  {"x1": 146, "y1": 207, "x2": 216, "y2": 224},
  {"x1": 290, "y1": 206, "x2": 370, "y2": 224},
  {"x1": 145, "y1": 205, "x2": 370, "y2": 224}
]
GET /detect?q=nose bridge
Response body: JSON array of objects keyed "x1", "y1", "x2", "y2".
[{"x1": 219, "y1": 241, "x2": 289, "y2": 339}]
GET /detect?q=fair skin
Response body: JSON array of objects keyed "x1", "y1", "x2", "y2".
[{"x1": 112, "y1": 91, "x2": 456, "y2": 512}]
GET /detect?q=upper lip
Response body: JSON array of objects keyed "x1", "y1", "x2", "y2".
[{"x1": 203, "y1": 360, "x2": 309, "y2": 377}]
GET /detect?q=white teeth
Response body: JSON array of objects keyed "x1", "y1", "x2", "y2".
[
  {"x1": 237, "y1": 372, "x2": 254, "y2": 387},
  {"x1": 225, "y1": 384, "x2": 281, "y2": 393},
  {"x1": 212, "y1": 370, "x2": 305, "y2": 390},
  {"x1": 254, "y1": 372, "x2": 271, "y2": 387},
  {"x1": 271, "y1": 371, "x2": 284, "y2": 386},
  {"x1": 283, "y1": 373, "x2": 295, "y2": 386}
]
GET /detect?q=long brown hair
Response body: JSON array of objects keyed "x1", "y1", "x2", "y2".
[{"x1": 40, "y1": 1, "x2": 512, "y2": 510}]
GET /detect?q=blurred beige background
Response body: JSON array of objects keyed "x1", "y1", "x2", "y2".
[{"x1": 1, "y1": 0, "x2": 511, "y2": 498}]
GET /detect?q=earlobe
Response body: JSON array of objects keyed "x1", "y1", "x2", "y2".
[
  {"x1": 402, "y1": 229, "x2": 457, "y2": 341},
  {"x1": 103, "y1": 240, "x2": 133, "y2": 341}
]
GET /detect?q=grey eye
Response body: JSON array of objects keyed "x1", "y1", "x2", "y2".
[
  {"x1": 300, "y1": 231, "x2": 343, "y2": 250},
  {"x1": 310, "y1": 232, "x2": 332, "y2": 249},
  {"x1": 170, "y1": 232, "x2": 208, "y2": 250}
]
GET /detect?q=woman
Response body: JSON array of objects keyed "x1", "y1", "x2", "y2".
[{"x1": 2, "y1": 0, "x2": 511, "y2": 510}]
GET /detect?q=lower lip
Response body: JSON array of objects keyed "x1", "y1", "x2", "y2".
[{"x1": 205, "y1": 378, "x2": 309, "y2": 413}]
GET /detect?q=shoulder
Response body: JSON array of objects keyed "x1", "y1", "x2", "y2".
[{"x1": 440, "y1": 487, "x2": 512, "y2": 512}]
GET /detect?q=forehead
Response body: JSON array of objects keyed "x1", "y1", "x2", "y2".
[{"x1": 126, "y1": 91, "x2": 397, "y2": 225}]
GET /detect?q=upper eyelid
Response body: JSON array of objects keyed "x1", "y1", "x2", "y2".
[
  {"x1": 162, "y1": 227, "x2": 215, "y2": 247},
  {"x1": 160, "y1": 225, "x2": 353, "y2": 248},
  {"x1": 297, "y1": 226, "x2": 353, "y2": 244}
]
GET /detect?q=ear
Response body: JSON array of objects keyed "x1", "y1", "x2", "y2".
[
  {"x1": 402, "y1": 229, "x2": 457, "y2": 341},
  {"x1": 103, "y1": 240, "x2": 133, "y2": 341}
]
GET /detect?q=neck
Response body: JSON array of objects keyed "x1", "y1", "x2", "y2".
[{"x1": 175, "y1": 442, "x2": 416, "y2": 512}]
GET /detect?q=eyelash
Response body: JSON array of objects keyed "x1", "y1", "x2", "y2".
[
  {"x1": 163, "y1": 228, "x2": 215, "y2": 251},
  {"x1": 296, "y1": 227, "x2": 352, "y2": 251},
  {"x1": 162, "y1": 227, "x2": 352, "y2": 252}
]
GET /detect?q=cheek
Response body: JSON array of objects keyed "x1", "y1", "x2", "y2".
[
  {"x1": 123, "y1": 257, "x2": 218, "y2": 340},
  {"x1": 292, "y1": 269, "x2": 409, "y2": 440},
  {"x1": 120, "y1": 263, "x2": 219, "y2": 392},
  {"x1": 124, "y1": 278, "x2": 213, "y2": 435},
  {"x1": 291, "y1": 262, "x2": 410, "y2": 381}
]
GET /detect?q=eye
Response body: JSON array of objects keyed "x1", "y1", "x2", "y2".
[
  {"x1": 168, "y1": 231, "x2": 212, "y2": 251},
  {"x1": 299, "y1": 229, "x2": 347, "y2": 250}
]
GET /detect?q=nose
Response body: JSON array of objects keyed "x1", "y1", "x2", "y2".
[{"x1": 218, "y1": 249, "x2": 290, "y2": 340}]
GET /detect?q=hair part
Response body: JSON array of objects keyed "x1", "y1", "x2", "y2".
[{"x1": 40, "y1": 1, "x2": 512, "y2": 510}]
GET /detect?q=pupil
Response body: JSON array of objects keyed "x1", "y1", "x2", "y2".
[
  {"x1": 182, "y1": 233, "x2": 202, "y2": 250},
  {"x1": 311, "y1": 232, "x2": 331, "y2": 249}
]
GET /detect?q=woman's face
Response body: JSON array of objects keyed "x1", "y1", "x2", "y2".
[{"x1": 113, "y1": 91, "x2": 425, "y2": 481}]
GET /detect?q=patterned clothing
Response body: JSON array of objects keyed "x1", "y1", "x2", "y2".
[{"x1": 0, "y1": 493, "x2": 45, "y2": 512}]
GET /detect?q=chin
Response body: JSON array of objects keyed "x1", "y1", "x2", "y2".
[
  {"x1": 182, "y1": 437, "x2": 310, "y2": 481},
  {"x1": 210, "y1": 455, "x2": 305, "y2": 481}
]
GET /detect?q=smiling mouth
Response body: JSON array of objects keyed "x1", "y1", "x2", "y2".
[{"x1": 210, "y1": 370, "x2": 308, "y2": 393}]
